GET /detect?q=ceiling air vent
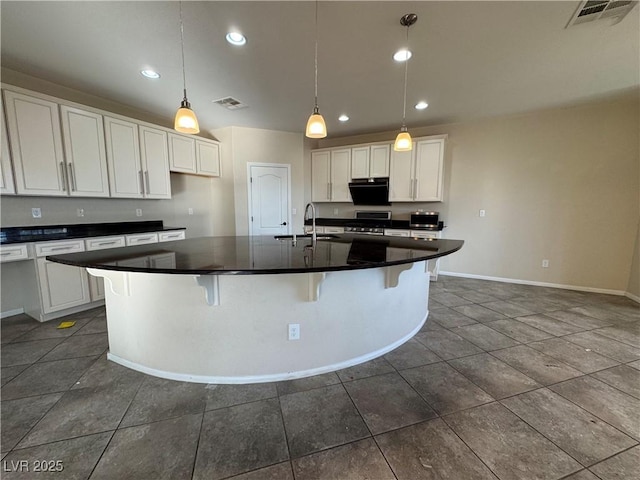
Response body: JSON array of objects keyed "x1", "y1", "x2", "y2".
[
  {"x1": 566, "y1": 0, "x2": 638, "y2": 27},
  {"x1": 212, "y1": 97, "x2": 248, "y2": 110}
]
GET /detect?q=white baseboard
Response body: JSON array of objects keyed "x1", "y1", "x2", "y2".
[
  {"x1": 1, "y1": 308, "x2": 25, "y2": 319},
  {"x1": 625, "y1": 291, "x2": 640, "y2": 304},
  {"x1": 439, "y1": 271, "x2": 627, "y2": 296}
]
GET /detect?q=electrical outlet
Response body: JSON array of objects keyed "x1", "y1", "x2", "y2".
[
  {"x1": 542, "y1": 259, "x2": 549, "y2": 268},
  {"x1": 288, "y1": 323, "x2": 300, "y2": 340},
  {"x1": 188, "y1": 208, "x2": 194, "y2": 215},
  {"x1": 76, "y1": 208, "x2": 85, "y2": 217},
  {"x1": 31, "y1": 207, "x2": 42, "y2": 218},
  {"x1": 479, "y1": 209, "x2": 486, "y2": 217},
  {"x1": 292, "y1": 208, "x2": 297, "y2": 215},
  {"x1": 135, "y1": 208, "x2": 143, "y2": 217}
]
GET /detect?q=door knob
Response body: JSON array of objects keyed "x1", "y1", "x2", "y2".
[{"x1": 280, "y1": 222, "x2": 287, "y2": 226}]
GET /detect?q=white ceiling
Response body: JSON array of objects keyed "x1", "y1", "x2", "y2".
[{"x1": 1, "y1": 1, "x2": 638, "y2": 138}]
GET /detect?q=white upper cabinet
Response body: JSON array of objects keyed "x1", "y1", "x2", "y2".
[
  {"x1": 195, "y1": 140, "x2": 221, "y2": 176},
  {"x1": 60, "y1": 105, "x2": 110, "y2": 197},
  {"x1": 104, "y1": 116, "x2": 143, "y2": 198},
  {"x1": 3, "y1": 90, "x2": 66, "y2": 196},
  {"x1": 168, "y1": 133, "x2": 197, "y2": 174},
  {"x1": 139, "y1": 125, "x2": 171, "y2": 199},
  {"x1": 389, "y1": 135, "x2": 446, "y2": 202},
  {"x1": 0, "y1": 95, "x2": 16, "y2": 195},
  {"x1": 350, "y1": 144, "x2": 390, "y2": 179},
  {"x1": 311, "y1": 149, "x2": 352, "y2": 202}
]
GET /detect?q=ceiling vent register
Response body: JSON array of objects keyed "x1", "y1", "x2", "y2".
[
  {"x1": 213, "y1": 97, "x2": 249, "y2": 110},
  {"x1": 566, "y1": 0, "x2": 637, "y2": 27}
]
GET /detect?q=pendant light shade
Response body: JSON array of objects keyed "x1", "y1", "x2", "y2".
[
  {"x1": 174, "y1": 2, "x2": 199, "y2": 135},
  {"x1": 306, "y1": 0, "x2": 327, "y2": 139},
  {"x1": 393, "y1": 14, "x2": 417, "y2": 152}
]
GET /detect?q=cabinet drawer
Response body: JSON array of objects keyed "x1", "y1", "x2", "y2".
[
  {"x1": 323, "y1": 226, "x2": 344, "y2": 234},
  {"x1": 35, "y1": 239, "x2": 85, "y2": 257},
  {"x1": 158, "y1": 230, "x2": 186, "y2": 242},
  {"x1": 126, "y1": 233, "x2": 159, "y2": 246},
  {"x1": 0, "y1": 244, "x2": 29, "y2": 262},
  {"x1": 384, "y1": 229, "x2": 410, "y2": 237},
  {"x1": 85, "y1": 236, "x2": 126, "y2": 251},
  {"x1": 410, "y1": 230, "x2": 438, "y2": 239}
]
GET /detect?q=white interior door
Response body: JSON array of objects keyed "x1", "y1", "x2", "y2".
[{"x1": 249, "y1": 164, "x2": 290, "y2": 236}]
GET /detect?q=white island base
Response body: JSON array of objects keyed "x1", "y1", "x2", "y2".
[{"x1": 89, "y1": 261, "x2": 430, "y2": 384}]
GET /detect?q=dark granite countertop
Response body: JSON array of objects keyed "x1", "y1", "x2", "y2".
[
  {"x1": 46, "y1": 234, "x2": 464, "y2": 275},
  {"x1": 0, "y1": 221, "x2": 186, "y2": 245}
]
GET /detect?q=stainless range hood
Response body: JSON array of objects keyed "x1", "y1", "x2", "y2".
[{"x1": 348, "y1": 178, "x2": 391, "y2": 206}]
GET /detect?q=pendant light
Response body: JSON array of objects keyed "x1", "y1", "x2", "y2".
[
  {"x1": 394, "y1": 13, "x2": 417, "y2": 152},
  {"x1": 174, "y1": 1, "x2": 200, "y2": 134},
  {"x1": 305, "y1": 0, "x2": 327, "y2": 139}
]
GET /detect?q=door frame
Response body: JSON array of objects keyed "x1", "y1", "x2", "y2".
[{"x1": 247, "y1": 162, "x2": 292, "y2": 236}]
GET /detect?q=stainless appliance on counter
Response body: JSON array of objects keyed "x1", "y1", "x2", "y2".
[
  {"x1": 344, "y1": 211, "x2": 391, "y2": 236},
  {"x1": 410, "y1": 211, "x2": 439, "y2": 228}
]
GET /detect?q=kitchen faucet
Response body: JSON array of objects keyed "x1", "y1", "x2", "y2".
[{"x1": 304, "y1": 202, "x2": 317, "y2": 243}]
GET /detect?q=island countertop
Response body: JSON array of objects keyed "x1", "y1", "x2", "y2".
[{"x1": 46, "y1": 234, "x2": 464, "y2": 275}]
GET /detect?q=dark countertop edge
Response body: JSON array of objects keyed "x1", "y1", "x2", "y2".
[
  {"x1": 0, "y1": 221, "x2": 186, "y2": 245},
  {"x1": 46, "y1": 239, "x2": 464, "y2": 275}
]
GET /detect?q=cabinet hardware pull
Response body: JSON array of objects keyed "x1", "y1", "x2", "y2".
[
  {"x1": 139, "y1": 170, "x2": 145, "y2": 194},
  {"x1": 326, "y1": 183, "x2": 330, "y2": 200},
  {"x1": 97, "y1": 241, "x2": 117, "y2": 246},
  {"x1": 413, "y1": 179, "x2": 418, "y2": 199},
  {"x1": 68, "y1": 163, "x2": 76, "y2": 191},
  {"x1": 1, "y1": 252, "x2": 12, "y2": 256},
  {"x1": 60, "y1": 162, "x2": 67, "y2": 191},
  {"x1": 409, "y1": 178, "x2": 413, "y2": 198},
  {"x1": 50, "y1": 246, "x2": 72, "y2": 251},
  {"x1": 144, "y1": 171, "x2": 150, "y2": 193}
]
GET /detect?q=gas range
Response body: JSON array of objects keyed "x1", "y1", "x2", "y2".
[
  {"x1": 344, "y1": 211, "x2": 391, "y2": 236},
  {"x1": 344, "y1": 226, "x2": 385, "y2": 236}
]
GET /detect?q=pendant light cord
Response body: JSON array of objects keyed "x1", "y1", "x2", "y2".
[
  {"x1": 314, "y1": 0, "x2": 319, "y2": 110},
  {"x1": 179, "y1": 1, "x2": 187, "y2": 99},
  {"x1": 401, "y1": 25, "x2": 410, "y2": 127}
]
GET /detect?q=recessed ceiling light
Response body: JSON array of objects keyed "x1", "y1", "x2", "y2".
[
  {"x1": 140, "y1": 69, "x2": 160, "y2": 79},
  {"x1": 338, "y1": 114, "x2": 349, "y2": 122},
  {"x1": 393, "y1": 49, "x2": 412, "y2": 62},
  {"x1": 415, "y1": 101, "x2": 428, "y2": 110},
  {"x1": 226, "y1": 31, "x2": 247, "y2": 46}
]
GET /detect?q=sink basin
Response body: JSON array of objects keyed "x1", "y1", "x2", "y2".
[{"x1": 274, "y1": 234, "x2": 339, "y2": 241}]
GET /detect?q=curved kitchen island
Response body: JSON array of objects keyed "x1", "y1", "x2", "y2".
[{"x1": 47, "y1": 234, "x2": 463, "y2": 384}]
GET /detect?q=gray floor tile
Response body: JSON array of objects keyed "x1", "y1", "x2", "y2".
[
  {"x1": 344, "y1": 372, "x2": 436, "y2": 434},
  {"x1": 413, "y1": 329, "x2": 484, "y2": 360},
  {"x1": 484, "y1": 318, "x2": 553, "y2": 343},
  {"x1": 593, "y1": 324, "x2": 640, "y2": 348},
  {"x1": 568, "y1": 305, "x2": 635, "y2": 325},
  {"x1": 10, "y1": 317, "x2": 92, "y2": 342},
  {"x1": 71, "y1": 355, "x2": 146, "y2": 390},
  {"x1": 501, "y1": 388, "x2": 637, "y2": 466},
  {"x1": 565, "y1": 331, "x2": 640, "y2": 363},
  {"x1": 516, "y1": 313, "x2": 587, "y2": 336},
  {"x1": 449, "y1": 353, "x2": 540, "y2": 399},
  {"x1": 120, "y1": 376, "x2": 207, "y2": 427},
  {"x1": 1, "y1": 431, "x2": 112, "y2": 480},
  {"x1": 481, "y1": 300, "x2": 535, "y2": 318},
  {"x1": 528, "y1": 337, "x2": 620, "y2": 373},
  {"x1": 73, "y1": 316, "x2": 108, "y2": 335},
  {"x1": 508, "y1": 296, "x2": 566, "y2": 313},
  {"x1": 276, "y1": 372, "x2": 341, "y2": 396},
  {"x1": 194, "y1": 398, "x2": 288, "y2": 479},
  {"x1": 445, "y1": 402, "x2": 582, "y2": 480},
  {"x1": 92, "y1": 414, "x2": 201, "y2": 480},
  {"x1": 376, "y1": 418, "x2": 499, "y2": 480},
  {"x1": 563, "y1": 470, "x2": 603, "y2": 480},
  {"x1": 429, "y1": 307, "x2": 478, "y2": 328},
  {"x1": 336, "y1": 357, "x2": 395, "y2": 382},
  {"x1": 1, "y1": 365, "x2": 28, "y2": 387},
  {"x1": 590, "y1": 365, "x2": 640, "y2": 399},
  {"x1": 292, "y1": 438, "x2": 395, "y2": 480},
  {"x1": 1, "y1": 393, "x2": 63, "y2": 451},
  {"x1": 1, "y1": 338, "x2": 65, "y2": 367},
  {"x1": 475, "y1": 286, "x2": 521, "y2": 301},
  {"x1": 628, "y1": 360, "x2": 640, "y2": 371},
  {"x1": 280, "y1": 384, "x2": 369, "y2": 458},
  {"x1": 206, "y1": 382, "x2": 278, "y2": 410},
  {"x1": 550, "y1": 376, "x2": 640, "y2": 441},
  {"x1": 589, "y1": 446, "x2": 640, "y2": 480},
  {"x1": 39, "y1": 333, "x2": 109, "y2": 362},
  {"x1": 430, "y1": 292, "x2": 473, "y2": 307},
  {"x1": 454, "y1": 323, "x2": 521, "y2": 351},
  {"x1": 452, "y1": 304, "x2": 509, "y2": 323},
  {"x1": 459, "y1": 291, "x2": 500, "y2": 304},
  {"x1": 383, "y1": 339, "x2": 441, "y2": 370},
  {"x1": 491, "y1": 345, "x2": 583, "y2": 385},
  {"x1": 401, "y1": 362, "x2": 494, "y2": 415},
  {"x1": 545, "y1": 309, "x2": 614, "y2": 329},
  {"x1": 1, "y1": 315, "x2": 39, "y2": 344},
  {"x1": 227, "y1": 462, "x2": 294, "y2": 480},
  {"x1": 17, "y1": 382, "x2": 140, "y2": 448},
  {"x1": 1, "y1": 356, "x2": 98, "y2": 401}
]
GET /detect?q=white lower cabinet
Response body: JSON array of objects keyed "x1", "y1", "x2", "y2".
[
  {"x1": 126, "y1": 233, "x2": 159, "y2": 246},
  {"x1": 158, "y1": 230, "x2": 186, "y2": 242},
  {"x1": 36, "y1": 257, "x2": 91, "y2": 314}
]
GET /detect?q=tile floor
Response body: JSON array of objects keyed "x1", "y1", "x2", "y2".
[{"x1": 1, "y1": 276, "x2": 639, "y2": 479}]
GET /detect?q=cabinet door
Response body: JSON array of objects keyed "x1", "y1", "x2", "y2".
[
  {"x1": 195, "y1": 140, "x2": 220, "y2": 176},
  {"x1": 4, "y1": 90, "x2": 66, "y2": 196},
  {"x1": 36, "y1": 258, "x2": 90, "y2": 314},
  {"x1": 168, "y1": 134, "x2": 196, "y2": 173},
  {"x1": 389, "y1": 147, "x2": 415, "y2": 201},
  {"x1": 330, "y1": 149, "x2": 351, "y2": 202},
  {"x1": 351, "y1": 146, "x2": 370, "y2": 179},
  {"x1": 139, "y1": 126, "x2": 171, "y2": 199},
  {"x1": 60, "y1": 106, "x2": 109, "y2": 197},
  {"x1": 88, "y1": 274, "x2": 105, "y2": 301},
  {"x1": 370, "y1": 144, "x2": 390, "y2": 178},
  {"x1": 311, "y1": 151, "x2": 331, "y2": 202},
  {"x1": 0, "y1": 95, "x2": 16, "y2": 195},
  {"x1": 104, "y1": 116, "x2": 143, "y2": 198},
  {"x1": 414, "y1": 139, "x2": 444, "y2": 202}
]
